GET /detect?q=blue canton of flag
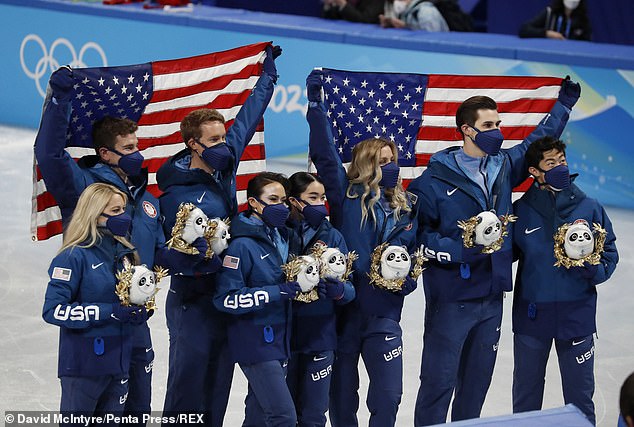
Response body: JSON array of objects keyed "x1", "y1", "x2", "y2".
[
  {"x1": 321, "y1": 69, "x2": 428, "y2": 167},
  {"x1": 68, "y1": 64, "x2": 154, "y2": 147}
]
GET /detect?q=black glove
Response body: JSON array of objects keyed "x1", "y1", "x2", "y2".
[
  {"x1": 462, "y1": 245, "x2": 487, "y2": 264},
  {"x1": 570, "y1": 262, "x2": 598, "y2": 280},
  {"x1": 317, "y1": 278, "x2": 345, "y2": 300},
  {"x1": 49, "y1": 66, "x2": 73, "y2": 101},
  {"x1": 397, "y1": 276, "x2": 418, "y2": 296},
  {"x1": 306, "y1": 70, "x2": 323, "y2": 102},
  {"x1": 558, "y1": 75, "x2": 581, "y2": 109},
  {"x1": 111, "y1": 304, "x2": 147, "y2": 325},
  {"x1": 263, "y1": 45, "x2": 281, "y2": 81},
  {"x1": 278, "y1": 281, "x2": 301, "y2": 300}
]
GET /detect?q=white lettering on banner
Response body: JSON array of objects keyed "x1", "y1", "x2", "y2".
[
  {"x1": 53, "y1": 304, "x2": 100, "y2": 321},
  {"x1": 223, "y1": 290, "x2": 270, "y2": 309},
  {"x1": 269, "y1": 84, "x2": 308, "y2": 114},
  {"x1": 20, "y1": 34, "x2": 107, "y2": 98}
]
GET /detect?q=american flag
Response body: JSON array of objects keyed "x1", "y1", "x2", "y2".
[
  {"x1": 32, "y1": 42, "x2": 270, "y2": 241},
  {"x1": 319, "y1": 68, "x2": 563, "y2": 188}
]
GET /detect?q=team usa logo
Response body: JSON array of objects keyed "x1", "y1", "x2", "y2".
[{"x1": 142, "y1": 201, "x2": 158, "y2": 218}]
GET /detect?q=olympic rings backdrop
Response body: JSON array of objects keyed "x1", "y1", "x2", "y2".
[{"x1": 2, "y1": 1, "x2": 634, "y2": 209}]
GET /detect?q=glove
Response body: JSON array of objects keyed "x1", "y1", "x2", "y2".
[
  {"x1": 557, "y1": 75, "x2": 581, "y2": 109},
  {"x1": 195, "y1": 253, "x2": 223, "y2": 275},
  {"x1": 111, "y1": 304, "x2": 147, "y2": 325},
  {"x1": 397, "y1": 276, "x2": 418, "y2": 296},
  {"x1": 263, "y1": 45, "x2": 281, "y2": 81},
  {"x1": 278, "y1": 281, "x2": 301, "y2": 300},
  {"x1": 49, "y1": 66, "x2": 73, "y2": 101},
  {"x1": 317, "y1": 278, "x2": 345, "y2": 300},
  {"x1": 570, "y1": 262, "x2": 598, "y2": 280},
  {"x1": 306, "y1": 70, "x2": 323, "y2": 102},
  {"x1": 462, "y1": 245, "x2": 488, "y2": 264}
]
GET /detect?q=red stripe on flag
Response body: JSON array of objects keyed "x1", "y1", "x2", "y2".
[
  {"x1": 37, "y1": 221, "x2": 63, "y2": 242},
  {"x1": 423, "y1": 98, "x2": 557, "y2": 116},
  {"x1": 417, "y1": 126, "x2": 540, "y2": 141},
  {"x1": 37, "y1": 191, "x2": 59, "y2": 211},
  {"x1": 513, "y1": 177, "x2": 534, "y2": 192},
  {"x1": 428, "y1": 75, "x2": 562, "y2": 90}
]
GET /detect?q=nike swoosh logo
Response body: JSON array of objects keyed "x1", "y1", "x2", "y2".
[
  {"x1": 145, "y1": 348, "x2": 152, "y2": 353},
  {"x1": 446, "y1": 187, "x2": 458, "y2": 196},
  {"x1": 121, "y1": 378, "x2": 128, "y2": 384},
  {"x1": 385, "y1": 336, "x2": 397, "y2": 341},
  {"x1": 572, "y1": 339, "x2": 586, "y2": 346},
  {"x1": 525, "y1": 227, "x2": 541, "y2": 235},
  {"x1": 260, "y1": 253, "x2": 270, "y2": 260},
  {"x1": 196, "y1": 191, "x2": 206, "y2": 203},
  {"x1": 313, "y1": 355, "x2": 328, "y2": 362},
  {"x1": 92, "y1": 262, "x2": 104, "y2": 269}
]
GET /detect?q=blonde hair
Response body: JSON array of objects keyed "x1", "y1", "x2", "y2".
[
  {"x1": 346, "y1": 138, "x2": 410, "y2": 228},
  {"x1": 60, "y1": 183, "x2": 137, "y2": 260}
]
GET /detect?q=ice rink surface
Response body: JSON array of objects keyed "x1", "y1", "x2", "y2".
[{"x1": 1, "y1": 125, "x2": 632, "y2": 426}]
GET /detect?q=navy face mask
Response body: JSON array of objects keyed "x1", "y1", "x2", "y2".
[
  {"x1": 540, "y1": 164, "x2": 570, "y2": 191},
  {"x1": 470, "y1": 127, "x2": 504, "y2": 156},
  {"x1": 108, "y1": 149, "x2": 144, "y2": 176},
  {"x1": 197, "y1": 141, "x2": 233, "y2": 172},
  {"x1": 101, "y1": 212, "x2": 132, "y2": 237},
  {"x1": 301, "y1": 200, "x2": 328, "y2": 228},
  {"x1": 379, "y1": 161, "x2": 400, "y2": 188},
  {"x1": 257, "y1": 199, "x2": 290, "y2": 229}
]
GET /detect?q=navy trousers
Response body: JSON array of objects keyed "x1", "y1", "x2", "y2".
[
  {"x1": 60, "y1": 375, "x2": 128, "y2": 426},
  {"x1": 162, "y1": 287, "x2": 234, "y2": 426},
  {"x1": 414, "y1": 293, "x2": 503, "y2": 426},
  {"x1": 513, "y1": 333, "x2": 596, "y2": 425},
  {"x1": 241, "y1": 359, "x2": 297, "y2": 427},
  {"x1": 124, "y1": 324, "x2": 153, "y2": 423},
  {"x1": 329, "y1": 309, "x2": 404, "y2": 427},
  {"x1": 287, "y1": 350, "x2": 335, "y2": 427}
]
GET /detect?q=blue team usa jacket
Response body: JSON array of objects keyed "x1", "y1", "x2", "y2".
[
  {"x1": 157, "y1": 71, "x2": 276, "y2": 292},
  {"x1": 512, "y1": 181, "x2": 618, "y2": 340},
  {"x1": 214, "y1": 213, "x2": 301, "y2": 365},
  {"x1": 408, "y1": 100, "x2": 571, "y2": 303},
  {"x1": 289, "y1": 219, "x2": 355, "y2": 354},
  {"x1": 307, "y1": 101, "x2": 418, "y2": 323},
  {"x1": 42, "y1": 235, "x2": 137, "y2": 377}
]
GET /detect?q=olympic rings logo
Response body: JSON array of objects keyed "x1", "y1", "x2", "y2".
[{"x1": 20, "y1": 34, "x2": 108, "y2": 98}]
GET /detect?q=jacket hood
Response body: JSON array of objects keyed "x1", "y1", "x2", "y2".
[{"x1": 157, "y1": 148, "x2": 211, "y2": 191}]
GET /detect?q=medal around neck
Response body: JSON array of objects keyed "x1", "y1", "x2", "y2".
[
  {"x1": 282, "y1": 255, "x2": 321, "y2": 303},
  {"x1": 554, "y1": 220, "x2": 607, "y2": 268},
  {"x1": 458, "y1": 210, "x2": 517, "y2": 254},
  {"x1": 310, "y1": 241, "x2": 357, "y2": 282},
  {"x1": 368, "y1": 242, "x2": 426, "y2": 292},
  {"x1": 115, "y1": 259, "x2": 168, "y2": 311}
]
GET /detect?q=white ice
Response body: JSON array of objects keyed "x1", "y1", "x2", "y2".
[{"x1": 0, "y1": 125, "x2": 632, "y2": 426}]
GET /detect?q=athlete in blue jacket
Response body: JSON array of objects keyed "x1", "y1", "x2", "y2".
[
  {"x1": 214, "y1": 172, "x2": 302, "y2": 427},
  {"x1": 512, "y1": 136, "x2": 618, "y2": 425},
  {"x1": 306, "y1": 71, "x2": 419, "y2": 427},
  {"x1": 285, "y1": 172, "x2": 356, "y2": 427},
  {"x1": 42, "y1": 183, "x2": 147, "y2": 421},
  {"x1": 157, "y1": 45, "x2": 279, "y2": 426},
  {"x1": 408, "y1": 79, "x2": 580, "y2": 425},
  {"x1": 34, "y1": 67, "x2": 184, "y2": 422}
]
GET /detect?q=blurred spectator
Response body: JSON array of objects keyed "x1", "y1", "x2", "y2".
[
  {"x1": 322, "y1": 0, "x2": 384, "y2": 24},
  {"x1": 380, "y1": 0, "x2": 472, "y2": 32},
  {"x1": 519, "y1": 0, "x2": 591, "y2": 41},
  {"x1": 621, "y1": 372, "x2": 634, "y2": 427}
]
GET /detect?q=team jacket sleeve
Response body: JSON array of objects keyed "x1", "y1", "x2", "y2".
[
  {"x1": 42, "y1": 252, "x2": 114, "y2": 329},
  {"x1": 226, "y1": 71, "x2": 276, "y2": 174},
  {"x1": 33, "y1": 88, "x2": 87, "y2": 215},
  {"x1": 331, "y1": 230, "x2": 356, "y2": 304},
  {"x1": 506, "y1": 100, "x2": 572, "y2": 188},
  {"x1": 307, "y1": 101, "x2": 349, "y2": 229},
  {"x1": 589, "y1": 206, "x2": 619, "y2": 285},
  {"x1": 213, "y1": 241, "x2": 283, "y2": 314},
  {"x1": 409, "y1": 174, "x2": 466, "y2": 264}
]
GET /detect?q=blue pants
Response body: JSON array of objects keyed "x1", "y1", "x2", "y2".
[
  {"x1": 241, "y1": 360, "x2": 297, "y2": 427},
  {"x1": 286, "y1": 350, "x2": 334, "y2": 427},
  {"x1": 329, "y1": 310, "x2": 403, "y2": 427},
  {"x1": 163, "y1": 288, "x2": 234, "y2": 426},
  {"x1": 414, "y1": 294, "x2": 502, "y2": 426},
  {"x1": 60, "y1": 375, "x2": 128, "y2": 426},
  {"x1": 513, "y1": 333, "x2": 596, "y2": 425},
  {"x1": 124, "y1": 324, "x2": 153, "y2": 423}
]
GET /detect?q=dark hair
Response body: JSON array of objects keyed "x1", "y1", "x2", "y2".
[
  {"x1": 92, "y1": 116, "x2": 138, "y2": 151},
  {"x1": 246, "y1": 172, "x2": 289, "y2": 202},
  {"x1": 525, "y1": 136, "x2": 567, "y2": 169},
  {"x1": 621, "y1": 372, "x2": 634, "y2": 422},
  {"x1": 180, "y1": 108, "x2": 226, "y2": 145},
  {"x1": 455, "y1": 96, "x2": 498, "y2": 135},
  {"x1": 288, "y1": 172, "x2": 323, "y2": 199}
]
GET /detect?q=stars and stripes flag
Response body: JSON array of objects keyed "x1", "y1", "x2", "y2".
[
  {"x1": 32, "y1": 42, "x2": 270, "y2": 241},
  {"x1": 318, "y1": 68, "x2": 563, "y2": 188}
]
